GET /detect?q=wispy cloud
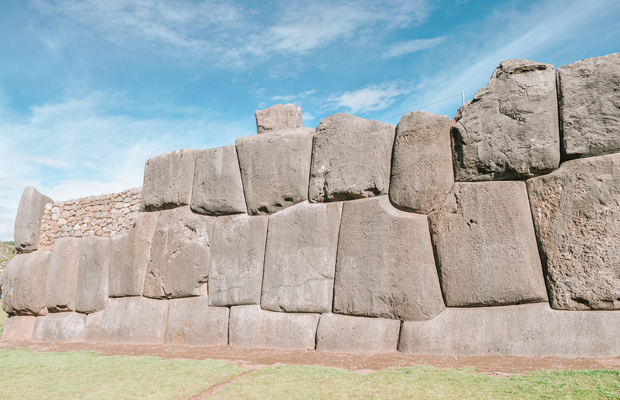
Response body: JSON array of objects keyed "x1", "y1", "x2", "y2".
[
  {"x1": 382, "y1": 36, "x2": 449, "y2": 58},
  {"x1": 270, "y1": 90, "x2": 316, "y2": 103},
  {"x1": 326, "y1": 82, "x2": 410, "y2": 114}
]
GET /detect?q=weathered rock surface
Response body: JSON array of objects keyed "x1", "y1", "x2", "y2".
[
  {"x1": 143, "y1": 207, "x2": 214, "y2": 299},
  {"x1": 2, "y1": 252, "x2": 50, "y2": 316},
  {"x1": 209, "y1": 214, "x2": 268, "y2": 306},
  {"x1": 75, "y1": 236, "x2": 110, "y2": 314},
  {"x1": 142, "y1": 149, "x2": 198, "y2": 211},
  {"x1": 1, "y1": 316, "x2": 36, "y2": 341},
  {"x1": 527, "y1": 154, "x2": 620, "y2": 309},
  {"x1": 389, "y1": 111, "x2": 453, "y2": 214},
  {"x1": 14, "y1": 187, "x2": 53, "y2": 253},
  {"x1": 451, "y1": 59, "x2": 560, "y2": 181},
  {"x1": 228, "y1": 305, "x2": 319, "y2": 350},
  {"x1": 165, "y1": 296, "x2": 229, "y2": 346},
  {"x1": 255, "y1": 104, "x2": 303, "y2": 134},
  {"x1": 32, "y1": 312, "x2": 86, "y2": 342},
  {"x1": 333, "y1": 196, "x2": 444, "y2": 321},
  {"x1": 236, "y1": 128, "x2": 314, "y2": 215},
  {"x1": 429, "y1": 182, "x2": 547, "y2": 307},
  {"x1": 316, "y1": 313, "x2": 400, "y2": 354},
  {"x1": 191, "y1": 145, "x2": 247, "y2": 216},
  {"x1": 309, "y1": 113, "x2": 395, "y2": 202},
  {"x1": 46, "y1": 237, "x2": 81, "y2": 312},
  {"x1": 557, "y1": 53, "x2": 620, "y2": 159}
]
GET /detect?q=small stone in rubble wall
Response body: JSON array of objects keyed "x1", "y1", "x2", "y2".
[
  {"x1": 32, "y1": 312, "x2": 86, "y2": 342},
  {"x1": 316, "y1": 313, "x2": 401, "y2": 354},
  {"x1": 75, "y1": 236, "x2": 110, "y2": 314},
  {"x1": 165, "y1": 296, "x2": 229, "y2": 346},
  {"x1": 142, "y1": 149, "x2": 197, "y2": 211},
  {"x1": 1, "y1": 316, "x2": 36, "y2": 341},
  {"x1": 15, "y1": 187, "x2": 53, "y2": 253},
  {"x1": 255, "y1": 104, "x2": 303, "y2": 134},
  {"x1": 2, "y1": 252, "x2": 50, "y2": 316},
  {"x1": 46, "y1": 237, "x2": 81, "y2": 312}
]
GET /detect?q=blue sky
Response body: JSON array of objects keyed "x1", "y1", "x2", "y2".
[{"x1": 0, "y1": 0, "x2": 619, "y2": 240}]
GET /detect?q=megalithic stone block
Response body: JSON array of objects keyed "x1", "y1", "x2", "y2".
[
  {"x1": 316, "y1": 313, "x2": 401, "y2": 354},
  {"x1": 261, "y1": 201, "x2": 342, "y2": 313},
  {"x1": 2, "y1": 252, "x2": 50, "y2": 316},
  {"x1": 236, "y1": 128, "x2": 314, "y2": 215},
  {"x1": 309, "y1": 113, "x2": 395, "y2": 202},
  {"x1": 557, "y1": 53, "x2": 620, "y2": 159},
  {"x1": 14, "y1": 187, "x2": 53, "y2": 253},
  {"x1": 75, "y1": 236, "x2": 110, "y2": 314},
  {"x1": 46, "y1": 237, "x2": 81, "y2": 312},
  {"x1": 32, "y1": 312, "x2": 86, "y2": 342},
  {"x1": 333, "y1": 196, "x2": 445, "y2": 321},
  {"x1": 255, "y1": 103, "x2": 303, "y2": 134},
  {"x1": 143, "y1": 207, "x2": 215, "y2": 299},
  {"x1": 165, "y1": 296, "x2": 229, "y2": 346},
  {"x1": 1, "y1": 316, "x2": 36, "y2": 341},
  {"x1": 191, "y1": 145, "x2": 247, "y2": 216},
  {"x1": 389, "y1": 111, "x2": 453, "y2": 214},
  {"x1": 208, "y1": 214, "x2": 268, "y2": 306},
  {"x1": 142, "y1": 149, "x2": 198, "y2": 211},
  {"x1": 428, "y1": 182, "x2": 547, "y2": 307},
  {"x1": 451, "y1": 59, "x2": 560, "y2": 181}
]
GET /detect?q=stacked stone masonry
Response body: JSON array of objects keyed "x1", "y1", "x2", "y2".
[{"x1": 4, "y1": 53, "x2": 620, "y2": 358}]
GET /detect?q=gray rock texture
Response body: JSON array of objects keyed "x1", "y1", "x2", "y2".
[
  {"x1": 32, "y1": 312, "x2": 86, "y2": 342},
  {"x1": 557, "y1": 53, "x2": 620, "y2": 159},
  {"x1": 429, "y1": 182, "x2": 547, "y2": 307},
  {"x1": 527, "y1": 153, "x2": 620, "y2": 309},
  {"x1": 143, "y1": 207, "x2": 214, "y2": 299},
  {"x1": 333, "y1": 196, "x2": 444, "y2": 321},
  {"x1": 191, "y1": 145, "x2": 247, "y2": 216},
  {"x1": 236, "y1": 128, "x2": 314, "y2": 215},
  {"x1": 261, "y1": 201, "x2": 342, "y2": 313},
  {"x1": 389, "y1": 111, "x2": 453, "y2": 214},
  {"x1": 14, "y1": 187, "x2": 53, "y2": 253},
  {"x1": 309, "y1": 113, "x2": 395, "y2": 202},
  {"x1": 255, "y1": 104, "x2": 303, "y2": 134},
  {"x1": 208, "y1": 214, "x2": 268, "y2": 306},
  {"x1": 165, "y1": 296, "x2": 229, "y2": 346},
  {"x1": 75, "y1": 236, "x2": 110, "y2": 314},
  {"x1": 46, "y1": 237, "x2": 81, "y2": 312},
  {"x1": 451, "y1": 59, "x2": 560, "y2": 181},
  {"x1": 228, "y1": 305, "x2": 319, "y2": 350},
  {"x1": 1, "y1": 316, "x2": 36, "y2": 341},
  {"x1": 316, "y1": 313, "x2": 401, "y2": 354},
  {"x1": 142, "y1": 149, "x2": 197, "y2": 211},
  {"x1": 2, "y1": 252, "x2": 50, "y2": 316}
]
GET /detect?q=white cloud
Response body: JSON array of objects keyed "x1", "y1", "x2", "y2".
[
  {"x1": 382, "y1": 36, "x2": 449, "y2": 58},
  {"x1": 326, "y1": 83, "x2": 409, "y2": 114},
  {"x1": 270, "y1": 90, "x2": 316, "y2": 103}
]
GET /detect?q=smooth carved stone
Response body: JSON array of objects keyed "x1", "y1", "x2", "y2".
[
  {"x1": 85, "y1": 297, "x2": 168, "y2": 344},
  {"x1": 46, "y1": 237, "x2": 81, "y2": 312},
  {"x1": 236, "y1": 128, "x2": 314, "y2": 215},
  {"x1": 333, "y1": 196, "x2": 444, "y2": 321},
  {"x1": 165, "y1": 296, "x2": 229, "y2": 346},
  {"x1": 429, "y1": 182, "x2": 547, "y2": 307},
  {"x1": 316, "y1": 313, "x2": 401, "y2": 354},
  {"x1": 309, "y1": 113, "x2": 395, "y2": 202},
  {"x1": 390, "y1": 111, "x2": 453, "y2": 214},
  {"x1": 208, "y1": 214, "x2": 268, "y2": 306},
  {"x1": 2, "y1": 252, "x2": 50, "y2": 316},
  {"x1": 558, "y1": 53, "x2": 620, "y2": 158},
  {"x1": 1, "y1": 316, "x2": 36, "y2": 341},
  {"x1": 142, "y1": 149, "x2": 198, "y2": 211},
  {"x1": 143, "y1": 207, "x2": 214, "y2": 299},
  {"x1": 261, "y1": 201, "x2": 342, "y2": 313},
  {"x1": 451, "y1": 59, "x2": 560, "y2": 181},
  {"x1": 14, "y1": 187, "x2": 53, "y2": 253},
  {"x1": 527, "y1": 154, "x2": 620, "y2": 309},
  {"x1": 191, "y1": 145, "x2": 247, "y2": 216},
  {"x1": 255, "y1": 103, "x2": 303, "y2": 134},
  {"x1": 399, "y1": 303, "x2": 620, "y2": 358},
  {"x1": 32, "y1": 312, "x2": 86, "y2": 342},
  {"x1": 228, "y1": 305, "x2": 319, "y2": 350},
  {"x1": 75, "y1": 236, "x2": 110, "y2": 314}
]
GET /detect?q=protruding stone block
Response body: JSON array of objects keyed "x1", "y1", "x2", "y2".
[
  {"x1": 309, "y1": 113, "x2": 395, "y2": 202},
  {"x1": 390, "y1": 111, "x2": 453, "y2": 214},
  {"x1": 452, "y1": 59, "x2": 560, "y2": 181},
  {"x1": 165, "y1": 296, "x2": 229, "y2": 346},
  {"x1": 228, "y1": 305, "x2": 319, "y2": 350},
  {"x1": 14, "y1": 187, "x2": 53, "y2": 253},
  {"x1": 334, "y1": 196, "x2": 444, "y2": 321},
  {"x1": 32, "y1": 312, "x2": 86, "y2": 342},
  {"x1": 1, "y1": 316, "x2": 36, "y2": 341},
  {"x1": 75, "y1": 236, "x2": 110, "y2": 314},
  {"x1": 316, "y1": 313, "x2": 400, "y2": 354},
  {"x1": 143, "y1": 207, "x2": 214, "y2": 299},
  {"x1": 527, "y1": 154, "x2": 620, "y2": 309},
  {"x1": 557, "y1": 53, "x2": 620, "y2": 158},
  {"x1": 208, "y1": 214, "x2": 268, "y2": 306},
  {"x1": 2, "y1": 252, "x2": 50, "y2": 316},
  {"x1": 191, "y1": 145, "x2": 247, "y2": 216},
  {"x1": 46, "y1": 237, "x2": 80, "y2": 312},
  {"x1": 142, "y1": 149, "x2": 198, "y2": 211},
  {"x1": 429, "y1": 182, "x2": 547, "y2": 307},
  {"x1": 261, "y1": 201, "x2": 342, "y2": 313},
  {"x1": 255, "y1": 104, "x2": 303, "y2": 134},
  {"x1": 236, "y1": 128, "x2": 314, "y2": 215}
]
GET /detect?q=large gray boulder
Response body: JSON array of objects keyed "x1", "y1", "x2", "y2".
[
  {"x1": 428, "y1": 182, "x2": 547, "y2": 307},
  {"x1": 32, "y1": 312, "x2": 86, "y2": 342},
  {"x1": 333, "y1": 196, "x2": 444, "y2": 321},
  {"x1": 527, "y1": 153, "x2": 620, "y2": 309},
  {"x1": 389, "y1": 111, "x2": 453, "y2": 214},
  {"x1": 557, "y1": 53, "x2": 620, "y2": 159},
  {"x1": 309, "y1": 113, "x2": 395, "y2": 202},
  {"x1": 165, "y1": 296, "x2": 229, "y2": 346},
  {"x1": 75, "y1": 236, "x2": 110, "y2": 314},
  {"x1": 208, "y1": 214, "x2": 268, "y2": 306},
  {"x1": 316, "y1": 313, "x2": 400, "y2": 354},
  {"x1": 228, "y1": 305, "x2": 319, "y2": 350},
  {"x1": 143, "y1": 207, "x2": 214, "y2": 299},
  {"x1": 1, "y1": 316, "x2": 36, "y2": 341},
  {"x1": 236, "y1": 128, "x2": 314, "y2": 215},
  {"x1": 46, "y1": 237, "x2": 81, "y2": 312},
  {"x1": 142, "y1": 149, "x2": 198, "y2": 211},
  {"x1": 451, "y1": 59, "x2": 560, "y2": 181},
  {"x1": 261, "y1": 201, "x2": 342, "y2": 313},
  {"x1": 255, "y1": 104, "x2": 303, "y2": 134},
  {"x1": 14, "y1": 187, "x2": 53, "y2": 253},
  {"x1": 190, "y1": 145, "x2": 247, "y2": 216},
  {"x1": 2, "y1": 252, "x2": 50, "y2": 316}
]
